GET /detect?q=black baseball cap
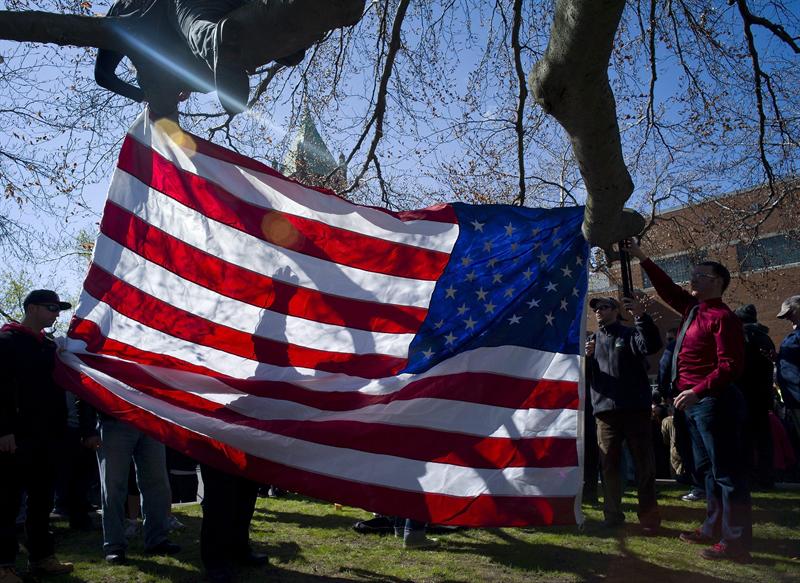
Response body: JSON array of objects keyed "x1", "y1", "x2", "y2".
[
  {"x1": 23, "y1": 289, "x2": 72, "y2": 311},
  {"x1": 589, "y1": 296, "x2": 620, "y2": 310}
]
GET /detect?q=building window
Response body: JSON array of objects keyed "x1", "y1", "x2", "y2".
[
  {"x1": 737, "y1": 234, "x2": 800, "y2": 272},
  {"x1": 588, "y1": 272, "x2": 615, "y2": 292},
  {"x1": 640, "y1": 252, "x2": 703, "y2": 288}
]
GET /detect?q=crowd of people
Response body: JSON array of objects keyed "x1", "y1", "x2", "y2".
[
  {"x1": 0, "y1": 290, "x2": 267, "y2": 583},
  {"x1": 584, "y1": 239, "x2": 800, "y2": 563},
  {"x1": 1, "y1": 242, "x2": 799, "y2": 581}
]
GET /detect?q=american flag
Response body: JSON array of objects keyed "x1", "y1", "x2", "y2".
[{"x1": 55, "y1": 111, "x2": 588, "y2": 527}]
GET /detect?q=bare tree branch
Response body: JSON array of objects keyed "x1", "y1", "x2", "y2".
[
  {"x1": 343, "y1": 0, "x2": 410, "y2": 195},
  {"x1": 511, "y1": 0, "x2": 528, "y2": 206}
]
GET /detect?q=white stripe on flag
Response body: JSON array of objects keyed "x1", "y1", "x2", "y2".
[
  {"x1": 66, "y1": 305, "x2": 579, "y2": 389},
  {"x1": 128, "y1": 121, "x2": 460, "y2": 252},
  {"x1": 91, "y1": 237, "x2": 416, "y2": 357},
  {"x1": 107, "y1": 171, "x2": 438, "y2": 308},
  {"x1": 61, "y1": 350, "x2": 579, "y2": 497}
]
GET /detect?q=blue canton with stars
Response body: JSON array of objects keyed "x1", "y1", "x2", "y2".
[{"x1": 403, "y1": 204, "x2": 588, "y2": 374}]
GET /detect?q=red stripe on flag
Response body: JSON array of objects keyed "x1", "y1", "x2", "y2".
[
  {"x1": 225, "y1": 372, "x2": 579, "y2": 411},
  {"x1": 55, "y1": 358, "x2": 577, "y2": 526},
  {"x1": 100, "y1": 202, "x2": 426, "y2": 334},
  {"x1": 131, "y1": 132, "x2": 458, "y2": 225},
  {"x1": 118, "y1": 138, "x2": 450, "y2": 280},
  {"x1": 67, "y1": 323, "x2": 578, "y2": 411},
  {"x1": 82, "y1": 265, "x2": 408, "y2": 378},
  {"x1": 76, "y1": 353, "x2": 578, "y2": 469}
]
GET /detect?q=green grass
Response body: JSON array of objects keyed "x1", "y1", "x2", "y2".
[{"x1": 16, "y1": 483, "x2": 800, "y2": 582}]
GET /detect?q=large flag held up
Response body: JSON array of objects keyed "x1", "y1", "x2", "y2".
[{"x1": 55, "y1": 111, "x2": 589, "y2": 527}]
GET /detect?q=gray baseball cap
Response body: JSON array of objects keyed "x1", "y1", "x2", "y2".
[{"x1": 777, "y1": 295, "x2": 800, "y2": 319}]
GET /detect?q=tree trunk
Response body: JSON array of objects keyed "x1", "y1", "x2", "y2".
[
  {"x1": 0, "y1": 1, "x2": 365, "y2": 69},
  {"x1": 529, "y1": 0, "x2": 643, "y2": 249},
  {"x1": 0, "y1": 11, "x2": 116, "y2": 49}
]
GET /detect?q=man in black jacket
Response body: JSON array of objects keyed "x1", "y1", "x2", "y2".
[
  {"x1": 0, "y1": 290, "x2": 74, "y2": 581},
  {"x1": 586, "y1": 295, "x2": 662, "y2": 534},
  {"x1": 734, "y1": 304, "x2": 776, "y2": 488}
]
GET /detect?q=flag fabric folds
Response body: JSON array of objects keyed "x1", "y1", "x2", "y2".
[{"x1": 55, "y1": 111, "x2": 589, "y2": 527}]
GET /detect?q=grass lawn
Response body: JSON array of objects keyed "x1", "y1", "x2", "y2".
[{"x1": 16, "y1": 483, "x2": 800, "y2": 582}]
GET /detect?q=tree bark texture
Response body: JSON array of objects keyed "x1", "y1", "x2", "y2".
[
  {"x1": 529, "y1": 0, "x2": 642, "y2": 249},
  {"x1": 0, "y1": 1, "x2": 365, "y2": 70},
  {"x1": 0, "y1": 11, "x2": 116, "y2": 49}
]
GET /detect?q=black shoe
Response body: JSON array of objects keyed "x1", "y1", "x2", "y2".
[
  {"x1": 206, "y1": 566, "x2": 234, "y2": 583},
  {"x1": 105, "y1": 551, "x2": 126, "y2": 565},
  {"x1": 352, "y1": 515, "x2": 394, "y2": 535},
  {"x1": 214, "y1": 19, "x2": 249, "y2": 115},
  {"x1": 600, "y1": 517, "x2": 625, "y2": 529},
  {"x1": 234, "y1": 549, "x2": 269, "y2": 567},
  {"x1": 145, "y1": 540, "x2": 181, "y2": 555}
]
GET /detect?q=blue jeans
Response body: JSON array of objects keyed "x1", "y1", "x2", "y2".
[
  {"x1": 393, "y1": 517, "x2": 425, "y2": 541},
  {"x1": 97, "y1": 418, "x2": 171, "y2": 553},
  {"x1": 685, "y1": 388, "x2": 752, "y2": 549}
]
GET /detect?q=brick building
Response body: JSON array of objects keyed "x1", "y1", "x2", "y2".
[{"x1": 588, "y1": 181, "x2": 800, "y2": 362}]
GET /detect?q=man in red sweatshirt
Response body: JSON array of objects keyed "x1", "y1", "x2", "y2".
[
  {"x1": 625, "y1": 240, "x2": 751, "y2": 562},
  {"x1": 0, "y1": 290, "x2": 75, "y2": 582}
]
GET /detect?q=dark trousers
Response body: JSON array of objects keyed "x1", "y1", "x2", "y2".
[
  {"x1": 744, "y1": 404, "x2": 774, "y2": 487},
  {"x1": 596, "y1": 410, "x2": 660, "y2": 527},
  {"x1": 685, "y1": 389, "x2": 752, "y2": 549},
  {"x1": 200, "y1": 464, "x2": 259, "y2": 571},
  {"x1": 54, "y1": 427, "x2": 98, "y2": 524},
  {"x1": 173, "y1": 0, "x2": 247, "y2": 66},
  {"x1": 0, "y1": 443, "x2": 58, "y2": 565},
  {"x1": 583, "y1": 410, "x2": 600, "y2": 500}
]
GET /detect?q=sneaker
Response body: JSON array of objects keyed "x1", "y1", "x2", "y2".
[
  {"x1": 679, "y1": 528, "x2": 714, "y2": 545},
  {"x1": 403, "y1": 534, "x2": 439, "y2": 549},
  {"x1": 0, "y1": 566, "x2": 22, "y2": 583},
  {"x1": 701, "y1": 542, "x2": 752, "y2": 563},
  {"x1": 105, "y1": 551, "x2": 127, "y2": 565},
  {"x1": 167, "y1": 515, "x2": 185, "y2": 531},
  {"x1": 28, "y1": 555, "x2": 74, "y2": 576},
  {"x1": 145, "y1": 539, "x2": 181, "y2": 555},
  {"x1": 681, "y1": 489, "x2": 705, "y2": 502}
]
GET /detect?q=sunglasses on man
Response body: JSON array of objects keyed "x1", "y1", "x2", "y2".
[{"x1": 35, "y1": 303, "x2": 63, "y2": 313}]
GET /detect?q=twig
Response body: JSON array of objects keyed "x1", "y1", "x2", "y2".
[
  {"x1": 342, "y1": 0, "x2": 410, "y2": 196},
  {"x1": 510, "y1": 0, "x2": 528, "y2": 206}
]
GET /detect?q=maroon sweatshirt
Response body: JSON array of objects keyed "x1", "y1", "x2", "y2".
[{"x1": 640, "y1": 258, "x2": 744, "y2": 397}]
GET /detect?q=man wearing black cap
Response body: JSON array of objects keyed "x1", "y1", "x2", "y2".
[
  {"x1": 0, "y1": 290, "x2": 74, "y2": 581},
  {"x1": 585, "y1": 295, "x2": 662, "y2": 534}
]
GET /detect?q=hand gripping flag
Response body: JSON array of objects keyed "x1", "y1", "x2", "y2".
[{"x1": 55, "y1": 111, "x2": 589, "y2": 527}]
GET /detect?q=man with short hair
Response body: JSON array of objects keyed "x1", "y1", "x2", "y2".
[
  {"x1": 585, "y1": 295, "x2": 662, "y2": 534},
  {"x1": 776, "y1": 295, "x2": 800, "y2": 456},
  {"x1": 734, "y1": 304, "x2": 776, "y2": 488},
  {"x1": 626, "y1": 241, "x2": 750, "y2": 562},
  {"x1": 0, "y1": 290, "x2": 75, "y2": 582}
]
